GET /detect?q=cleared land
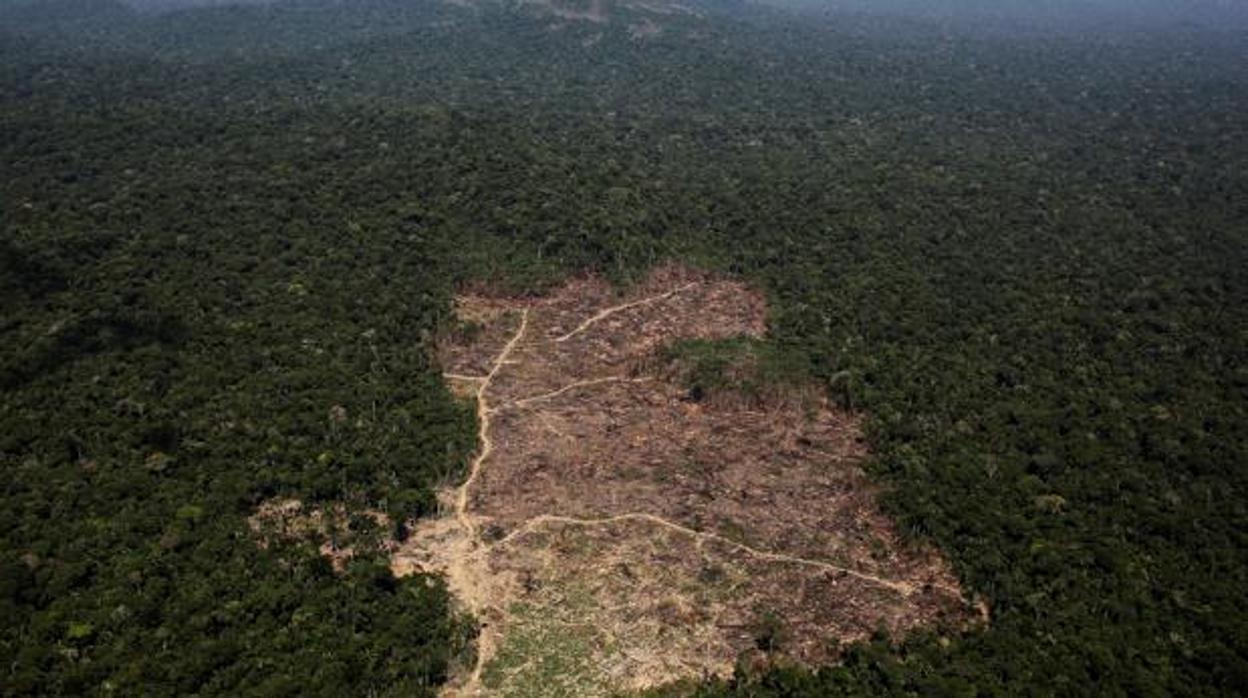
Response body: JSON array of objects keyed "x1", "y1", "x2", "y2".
[{"x1": 380, "y1": 266, "x2": 976, "y2": 696}]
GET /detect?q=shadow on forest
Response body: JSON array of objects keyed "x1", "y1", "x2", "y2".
[
  {"x1": 0, "y1": 240, "x2": 68, "y2": 300},
  {"x1": 1, "y1": 309, "x2": 188, "y2": 390}
]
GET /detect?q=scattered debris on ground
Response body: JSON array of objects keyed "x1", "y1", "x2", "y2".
[{"x1": 256, "y1": 265, "x2": 979, "y2": 696}]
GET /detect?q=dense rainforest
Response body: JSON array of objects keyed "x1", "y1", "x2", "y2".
[{"x1": 2, "y1": 0, "x2": 1246, "y2": 695}]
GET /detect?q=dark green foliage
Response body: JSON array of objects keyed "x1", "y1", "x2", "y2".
[
  {"x1": 662, "y1": 337, "x2": 815, "y2": 406},
  {"x1": 2, "y1": 1, "x2": 1247, "y2": 695}
]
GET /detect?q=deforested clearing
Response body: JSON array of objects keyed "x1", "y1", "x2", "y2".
[{"x1": 392, "y1": 265, "x2": 978, "y2": 696}]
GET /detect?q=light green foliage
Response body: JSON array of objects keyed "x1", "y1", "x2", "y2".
[{"x1": 481, "y1": 596, "x2": 613, "y2": 698}]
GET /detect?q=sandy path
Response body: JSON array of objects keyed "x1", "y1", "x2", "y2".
[
  {"x1": 492, "y1": 513, "x2": 961, "y2": 598},
  {"x1": 554, "y1": 281, "x2": 697, "y2": 342},
  {"x1": 454, "y1": 309, "x2": 530, "y2": 542},
  {"x1": 417, "y1": 275, "x2": 969, "y2": 696}
]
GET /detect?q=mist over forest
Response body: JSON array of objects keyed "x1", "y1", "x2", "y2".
[
  {"x1": 11, "y1": 0, "x2": 1248, "y2": 28},
  {"x1": 2, "y1": 0, "x2": 1246, "y2": 695},
  {"x1": 777, "y1": 0, "x2": 1247, "y2": 28}
]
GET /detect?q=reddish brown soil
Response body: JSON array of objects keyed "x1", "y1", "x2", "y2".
[{"x1": 397, "y1": 265, "x2": 974, "y2": 694}]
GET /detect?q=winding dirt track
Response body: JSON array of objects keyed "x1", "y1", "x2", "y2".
[
  {"x1": 453, "y1": 308, "x2": 530, "y2": 545},
  {"x1": 552, "y1": 281, "x2": 697, "y2": 343},
  {"x1": 493, "y1": 513, "x2": 959, "y2": 598},
  {"x1": 398, "y1": 268, "x2": 972, "y2": 696}
]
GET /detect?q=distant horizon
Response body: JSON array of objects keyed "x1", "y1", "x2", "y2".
[
  {"x1": 101, "y1": 0, "x2": 1248, "y2": 28},
  {"x1": 768, "y1": 0, "x2": 1248, "y2": 29}
]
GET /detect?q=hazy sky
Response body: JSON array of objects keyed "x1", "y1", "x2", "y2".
[
  {"x1": 109, "y1": 0, "x2": 1248, "y2": 30},
  {"x1": 772, "y1": 0, "x2": 1248, "y2": 27}
]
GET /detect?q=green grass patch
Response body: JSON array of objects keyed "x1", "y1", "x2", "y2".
[{"x1": 481, "y1": 589, "x2": 614, "y2": 697}]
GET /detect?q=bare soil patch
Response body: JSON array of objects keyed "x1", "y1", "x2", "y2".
[
  {"x1": 374, "y1": 265, "x2": 972, "y2": 695},
  {"x1": 249, "y1": 499, "x2": 393, "y2": 572}
]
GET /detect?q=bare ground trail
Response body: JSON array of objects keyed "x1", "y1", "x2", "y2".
[
  {"x1": 453, "y1": 308, "x2": 529, "y2": 543},
  {"x1": 393, "y1": 266, "x2": 976, "y2": 696}
]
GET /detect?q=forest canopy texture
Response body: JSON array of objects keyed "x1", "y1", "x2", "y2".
[{"x1": 1, "y1": 0, "x2": 1246, "y2": 695}]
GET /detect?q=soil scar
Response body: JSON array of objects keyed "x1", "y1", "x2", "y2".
[{"x1": 405, "y1": 267, "x2": 973, "y2": 696}]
